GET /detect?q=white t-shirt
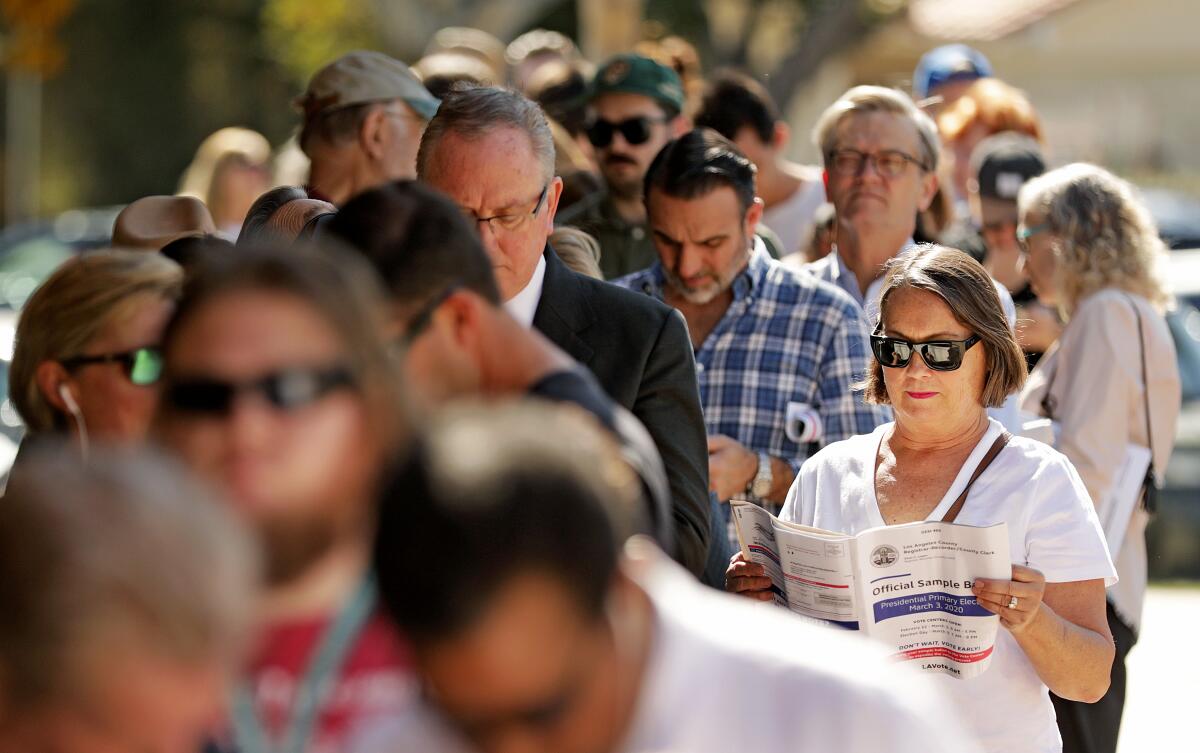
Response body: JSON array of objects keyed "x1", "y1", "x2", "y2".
[
  {"x1": 353, "y1": 541, "x2": 981, "y2": 753},
  {"x1": 780, "y1": 418, "x2": 1117, "y2": 753},
  {"x1": 762, "y1": 177, "x2": 825, "y2": 257}
]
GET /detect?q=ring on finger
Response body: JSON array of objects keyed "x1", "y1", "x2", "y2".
[{"x1": 1007, "y1": 595, "x2": 1019, "y2": 610}]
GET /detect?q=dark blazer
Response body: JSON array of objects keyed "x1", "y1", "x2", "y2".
[{"x1": 533, "y1": 247, "x2": 711, "y2": 575}]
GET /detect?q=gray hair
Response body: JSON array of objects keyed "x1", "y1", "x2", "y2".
[
  {"x1": 1018, "y1": 163, "x2": 1170, "y2": 312},
  {"x1": 812, "y1": 85, "x2": 941, "y2": 173},
  {"x1": 417, "y1": 85, "x2": 556, "y2": 182},
  {"x1": 0, "y1": 446, "x2": 259, "y2": 710}
]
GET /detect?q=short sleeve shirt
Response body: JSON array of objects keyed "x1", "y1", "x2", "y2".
[{"x1": 779, "y1": 418, "x2": 1117, "y2": 753}]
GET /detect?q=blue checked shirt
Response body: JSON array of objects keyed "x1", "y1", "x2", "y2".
[{"x1": 617, "y1": 241, "x2": 891, "y2": 484}]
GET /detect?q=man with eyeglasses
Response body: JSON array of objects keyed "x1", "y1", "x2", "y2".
[
  {"x1": 298, "y1": 50, "x2": 441, "y2": 206},
  {"x1": 806, "y1": 87, "x2": 1024, "y2": 435},
  {"x1": 556, "y1": 53, "x2": 690, "y2": 280},
  {"x1": 358, "y1": 403, "x2": 978, "y2": 753},
  {"x1": 417, "y1": 85, "x2": 712, "y2": 581}
]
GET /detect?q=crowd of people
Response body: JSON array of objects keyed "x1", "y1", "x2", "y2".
[{"x1": 0, "y1": 28, "x2": 1183, "y2": 753}]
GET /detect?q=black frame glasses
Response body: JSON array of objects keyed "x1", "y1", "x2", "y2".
[
  {"x1": 870, "y1": 333, "x2": 982, "y2": 372},
  {"x1": 827, "y1": 148, "x2": 929, "y2": 178},
  {"x1": 164, "y1": 365, "x2": 355, "y2": 416},
  {"x1": 585, "y1": 116, "x2": 668, "y2": 148},
  {"x1": 465, "y1": 186, "x2": 549, "y2": 234},
  {"x1": 61, "y1": 347, "x2": 164, "y2": 386}
]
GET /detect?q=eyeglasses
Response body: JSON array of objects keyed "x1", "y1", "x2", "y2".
[
  {"x1": 61, "y1": 347, "x2": 164, "y2": 386},
  {"x1": 464, "y1": 185, "x2": 549, "y2": 234},
  {"x1": 399, "y1": 282, "x2": 461, "y2": 345},
  {"x1": 164, "y1": 365, "x2": 354, "y2": 416},
  {"x1": 870, "y1": 333, "x2": 982, "y2": 371},
  {"x1": 1016, "y1": 223, "x2": 1048, "y2": 254},
  {"x1": 827, "y1": 148, "x2": 929, "y2": 178},
  {"x1": 586, "y1": 116, "x2": 667, "y2": 148}
]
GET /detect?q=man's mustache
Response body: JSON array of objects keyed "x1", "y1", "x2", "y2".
[{"x1": 605, "y1": 153, "x2": 638, "y2": 167}]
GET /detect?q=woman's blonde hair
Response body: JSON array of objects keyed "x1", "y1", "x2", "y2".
[
  {"x1": 177, "y1": 127, "x2": 271, "y2": 210},
  {"x1": 10, "y1": 250, "x2": 182, "y2": 434},
  {"x1": 864, "y1": 244, "x2": 1026, "y2": 408},
  {"x1": 1018, "y1": 163, "x2": 1169, "y2": 313}
]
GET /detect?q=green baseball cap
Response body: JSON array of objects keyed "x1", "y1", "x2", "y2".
[{"x1": 589, "y1": 53, "x2": 685, "y2": 114}]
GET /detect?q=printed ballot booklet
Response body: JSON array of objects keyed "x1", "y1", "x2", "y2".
[{"x1": 731, "y1": 501, "x2": 1011, "y2": 679}]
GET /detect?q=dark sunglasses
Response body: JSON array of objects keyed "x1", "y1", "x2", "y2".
[
  {"x1": 61, "y1": 347, "x2": 164, "y2": 386},
  {"x1": 586, "y1": 116, "x2": 666, "y2": 148},
  {"x1": 164, "y1": 365, "x2": 354, "y2": 416},
  {"x1": 870, "y1": 333, "x2": 981, "y2": 372}
]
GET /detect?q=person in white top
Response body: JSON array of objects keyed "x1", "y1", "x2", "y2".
[
  {"x1": 363, "y1": 402, "x2": 980, "y2": 753},
  {"x1": 728, "y1": 245, "x2": 1117, "y2": 753},
  {"x1": 1017, "y1": 163, "x2": 1181, "y2": 753}
]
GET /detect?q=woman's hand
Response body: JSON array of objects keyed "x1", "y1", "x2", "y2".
[
  {"x1": 725, "y1": 551, "x2": 775, "y2": 601},
  {"x1": 972, "y1": 564, "x2": 1047, "y2": 633}
]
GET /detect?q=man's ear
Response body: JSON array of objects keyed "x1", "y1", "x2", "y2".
[
  {"x1": 772, "y1": 121, "x2": 790, "y2": 151},
  {"x1": 745, "y1": 197, "x2": 765, "y2": 238},
  {"x1": 543, "y1": 175, "x2": 565, "y2": 229},
  {"x1": 669, "y1": 113, "x2": 691, "y2": 138},
  {"x1": 35, "y1": 360, "x2": 72, "y2": 415},
  {"x1": 359, "y1": 106, "x2": 390, "y2": 161},
  {"x1": 918, "y1": 166, "x2": 940, "y2": 213}
]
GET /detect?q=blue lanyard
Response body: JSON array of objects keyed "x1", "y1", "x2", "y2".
[{"x1": 231, "y1": 574, "x2": 378, "y2": 753}]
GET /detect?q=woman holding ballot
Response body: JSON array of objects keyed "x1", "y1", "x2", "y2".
[
  {"x1": 726, "y1": 245, "x2": 1116, "y2": 753},
  {"x1": 1017, "y1": 164, "x2": 1180, "y2": 753}
]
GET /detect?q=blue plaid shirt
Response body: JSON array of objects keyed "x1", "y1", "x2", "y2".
[{"x1": 617, "y1": 243, "x2": 891, "y2": 480}]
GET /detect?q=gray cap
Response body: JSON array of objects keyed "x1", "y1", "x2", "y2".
[{"x1": 297, "y1": 50, "x2": 440, "y2": 123}]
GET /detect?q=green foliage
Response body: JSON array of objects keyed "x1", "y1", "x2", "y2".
[{"x1": 261, "y1": 0, "x2": 381, "y2": 85}]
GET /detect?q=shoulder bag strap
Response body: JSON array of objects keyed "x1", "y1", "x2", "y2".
[
  {"x1": 942, "y1": 431, "x2": 1013, "y2": 523},
  {"x1": 1128, "y1": 295, "x2": 1158, "y2": 513}
]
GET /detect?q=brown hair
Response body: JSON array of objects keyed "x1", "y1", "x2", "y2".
[
  {"x1": 864, "y1": 244, "x2": 1026, "y2": 408},
  {"x1": 937, "y1": 78, "x2": 1043, "y2": 145},
  {"x1": 0, "y1": 445, "x2": 257, "y2": 711},
  {"x1": 10, "y1": 250, "x2": 183, "y2": 434},
  {"x1": 158, "y1": 241, "x2": 408, "y2": 454}
]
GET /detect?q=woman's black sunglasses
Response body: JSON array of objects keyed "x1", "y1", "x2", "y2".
[
  {"x1": 585, "y1": 116, "x2": 667, "y2": 148},
  {"x1": 870, "y1": 333, "x2": 982, "y2": 372},
  {"x1": 164, "y1": 365, "x2": 354, "y2": 416},
  {"x1": 61, "y1": 347, "x2": 164, "y2": 386}
]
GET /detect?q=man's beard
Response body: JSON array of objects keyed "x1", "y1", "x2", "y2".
[
  {"x1": 601, "y1": 155, "x2": 644, "y2": 200},
  {"x1": 663, "y1": 268, "x2": 723, "y2": 304}
]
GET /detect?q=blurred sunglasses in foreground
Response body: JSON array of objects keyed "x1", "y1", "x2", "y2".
[
  {"x1": 164, "y1": 365, "x2": 354, "y2": 416},
  {"x1": 870, "y1": 333, "x2": 981, "y2": 372},
  {"x1": 61, "y1": 347, "x2": 164, "y2": 386}
]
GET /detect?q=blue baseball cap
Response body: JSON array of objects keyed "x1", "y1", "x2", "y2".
[{"x1": 912, "y1": 44, "x2": 992, "y2": 100}]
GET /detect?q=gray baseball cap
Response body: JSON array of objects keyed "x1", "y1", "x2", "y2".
[{"x1": 297, "y1": 50, "x2": 440, "y2": 123}]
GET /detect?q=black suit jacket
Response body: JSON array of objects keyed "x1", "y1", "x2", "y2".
[{"x1": 533, "y1": 247, "x2": 711, "y2": 574}]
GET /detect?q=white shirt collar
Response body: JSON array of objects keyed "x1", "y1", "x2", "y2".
[{"x1": 503, "y1": 254, "x2": 546, "y2": 328}]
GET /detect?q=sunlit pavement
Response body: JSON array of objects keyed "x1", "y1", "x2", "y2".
[{"x1": 1118, "y1": 586, "x2": 1200, "y2": 752}]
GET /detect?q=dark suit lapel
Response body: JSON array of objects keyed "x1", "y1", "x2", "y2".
[{"x1": 532, "y1": 246, "x2": 596, "y2": 367}]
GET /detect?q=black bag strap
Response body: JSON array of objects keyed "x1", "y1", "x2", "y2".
[{"x1": 942, "y1": 431, "x2": 1012, "y2": 523}]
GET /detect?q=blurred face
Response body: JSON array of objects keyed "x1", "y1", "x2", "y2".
[
  {"x1": 877, "y1": 287, "x2": 988, "y2": 432},
  {"x1": 647, "y1": 186, "x2": 762, "y2": 305},
  {"x1": 211, "y1": 155, "x2": 270, "y2": 228},
  {"x1": 419, "y1": 573, "x2": 626, "y2": 753},
  {"x1": 824, "y1": 111, "x2": 937, "y2": 240},
  {"x1": 4, "y1": 648, "x2": 225, "y2": 753},
  {"x1": 1017, "y1": 211, "x2": 1061, "y2": 307},
  {"x1": 57, "y1": 293, "x2": 174, "y2": 443},
  {"x1": 949, "y1": 121, "x2": 990, "y2": 200},
  {"x1": 588, "y1": 93, "x2": 677, "y2": 200},
  {"x1": 730, "y1": 126, "x2": 776, "y2": 175},
  {"x1": 157, "y1": 290, "x2": 378, "y2": 584},
  {"x1": 423, "y1": 127, "x2": 562, "y2": 301},
  {"x1": 971, "y1": 195, "x2": 1022, "y2": 260}
]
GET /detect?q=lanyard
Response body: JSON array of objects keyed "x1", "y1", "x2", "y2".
[{"x1": 231, "y1": 574, "x2": 378, "y2": 753}]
